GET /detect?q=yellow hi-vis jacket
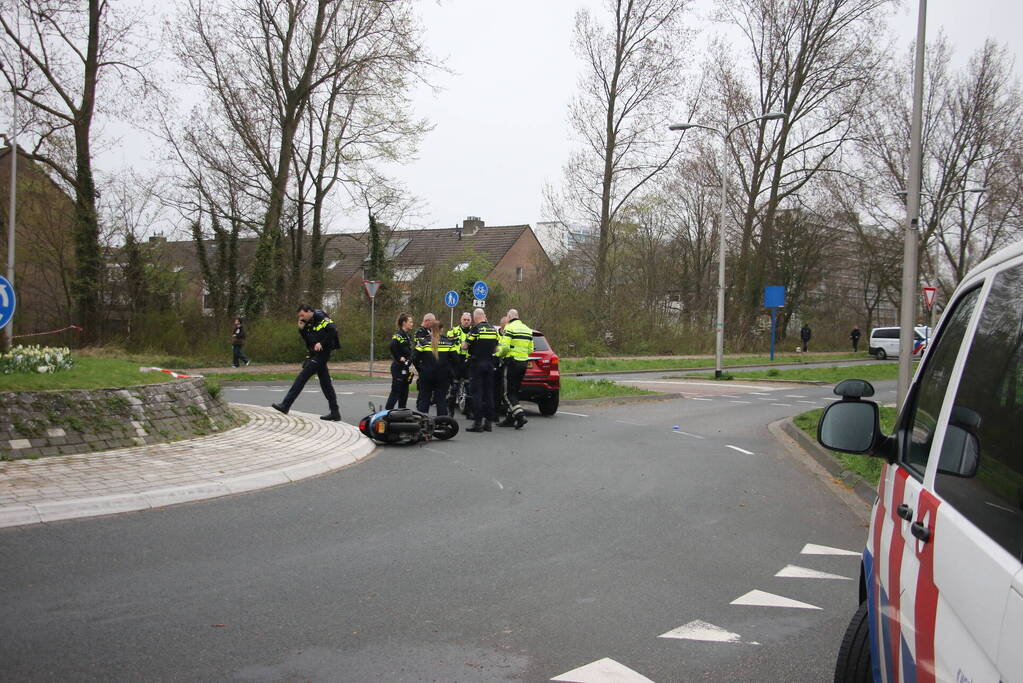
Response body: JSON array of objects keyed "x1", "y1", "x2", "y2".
[{"x1": 499, "y1": 318, "x2": 534, "y2": 361}]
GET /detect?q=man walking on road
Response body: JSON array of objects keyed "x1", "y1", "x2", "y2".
[
  {"x1": 272, "y1": 305, "x2": 342, "y2": 421},
  {"x1": 231, "y1": 318, "x2": 250, "y2": 367},
  {"x1": 498, "y1": 308, "x2": 533, "y2": 429},
  {"x1": 800, "y1": 323, "x2": 812, "y2": 353},
  {"x1": 463, "y1": 308, "x2": 500, "y2": 433},
  {"x1": 850, "y1": 325, "x2": 861, "y2": 352}
]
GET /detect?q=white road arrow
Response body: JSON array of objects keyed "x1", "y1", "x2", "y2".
[
  {"x1": 659, "y1": 620, "x2": 759, "y2": 645},
  {"x1": 800, "y1": 543, "x2": 860, "y2": 556},
  {"x1": 775, "y1": 564, "x2": 852, "y2": 580},
  {"x1": 551, "y1": 658, "x2": 656, "y2": 683},
  {"x1": 731, "y1": 589, "x2": 821, "y2": 610}
]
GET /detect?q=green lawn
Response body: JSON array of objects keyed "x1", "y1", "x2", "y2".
[
  {"x1": 560, "y1": 377, "x2": 658, "y2": 400},
  {"x1": 690, "y1": 362, "x2": 905, "y2": 384},
  {"x1": 561, "y1": 352, "x2": 868, "y2": 374},
  {"x1": 0, "y1": 357, "x2": 179, "y2": 391},
  {"x1": 793, "y1": 406, "x2": 898, "y2": 485}
]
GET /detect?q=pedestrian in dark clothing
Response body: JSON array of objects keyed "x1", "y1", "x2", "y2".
[
  {"x1": 800, "y1": 324, "x2": 812, "y2": 353},
  {"x1": 272, "y1": 305, "x2": 341, "y2": 421},
  {"x1": 386, "y1": 313, "x2": 414, "y2": 410},
  {"x1": 850, "y1": 326, "x2": 861, "y2": 352},
  {"x1": 413, "y1": 320, "x2": 458, "y2": 416},
  {"x1": 231, "y1": 318, "x2": 250, "y2": 367}
]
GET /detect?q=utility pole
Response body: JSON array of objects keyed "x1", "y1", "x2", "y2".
[
  {"x1": 5, "y1": 85, "x2": 16, "y2": 352},
  {"x1": 897, "y1": 0, "x2": 927, "y2": 410}
]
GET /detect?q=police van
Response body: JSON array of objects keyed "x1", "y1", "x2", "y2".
[{"x1": 818, "y1": 240, "x2": 1023, "y2": 682}]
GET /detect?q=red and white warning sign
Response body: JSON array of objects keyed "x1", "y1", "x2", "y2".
[
  {"x1": 363, "y1": 280, "x2": 382, "y2": 300},
  {"x1": 922, "y1": 286, "x2": 937, "y2": 309}
]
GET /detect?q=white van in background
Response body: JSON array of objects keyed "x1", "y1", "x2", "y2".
[{"x1": 867, "y1": 326, "x2": 925, "y2": 360}]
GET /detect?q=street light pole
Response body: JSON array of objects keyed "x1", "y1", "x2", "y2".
[
  {"x1": 897, "y1": 0, "x2": 928, "y2": 410},
  {"x1": 669, "y1": 112, "x2": 786, "y2": 378},
  {"x1": 5, "y1": 82, "x2": 16, "y2": 352}
]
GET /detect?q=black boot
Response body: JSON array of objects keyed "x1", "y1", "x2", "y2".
[
  {"x1": 271, "y1": 403, "x2": 289, "y2": 415},
  {"x1": 320, "y1": 411, "x2": 342, "y2": 421},
  {"x1": 514, "y1": 413, "x2": 527, "y2": 429},
  {"x1": 498, "y1": 416, "x2": 515, "y2": 427},
  {"x1": 466, "y1": 422, "x2": 484, "y2": 433},
  {"x1": 483, "y1": 420, "x2": 492, "y2": 432}
]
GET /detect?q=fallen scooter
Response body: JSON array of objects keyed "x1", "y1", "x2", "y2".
[{"x1": 358, "y1": 403, "x2": 459, "y2": 445}]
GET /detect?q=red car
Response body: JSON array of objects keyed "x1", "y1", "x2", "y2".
[{"x1": 519, "y1": 330, "x2": 560, "y2": 415}]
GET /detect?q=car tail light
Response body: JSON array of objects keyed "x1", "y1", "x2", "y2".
[{"x1": 533, "y1": 355, "x2": 559, "y2": 371}]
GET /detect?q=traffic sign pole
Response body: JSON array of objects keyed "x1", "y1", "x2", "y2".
[
  {"x1": 363, "y1": 281, "x2": 382, "y2": 377},
  {"x1": 5, "y1": 83, "x2": 16, "y2": 351}
]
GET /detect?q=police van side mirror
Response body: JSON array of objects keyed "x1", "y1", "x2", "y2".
[{"x1": 818, "y1": 400, "x2": 881, "y2": 454}]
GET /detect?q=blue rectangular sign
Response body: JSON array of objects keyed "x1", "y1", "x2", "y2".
[{"x1": 764, "y1": 285, "x2": 786, "y2": 308}]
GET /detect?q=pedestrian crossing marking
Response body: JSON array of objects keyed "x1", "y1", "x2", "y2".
[
  {"x1": 659, "y1": 620, "x2": 759, "y2": 645},
  {"x1": 551, "y1": 657, "x2": 655, "y2": 682},
  {"x1": 730, "y1": 589, "x2": 821, "y2": 610},
  {"x1": 800, "y1": 543, "x2": 860, "y2": 556},
  {"x1": 775, "y1": 564, "x2": 852, "y2": 580}
]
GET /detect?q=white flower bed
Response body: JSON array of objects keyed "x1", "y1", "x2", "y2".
[{"x1": 0, "y1": 345, "x2": 75, "y2": 375}]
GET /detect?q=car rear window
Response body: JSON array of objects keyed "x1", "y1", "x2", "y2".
[{"x1": 532, "y1": 334, "x2": 551, "y2": 352}]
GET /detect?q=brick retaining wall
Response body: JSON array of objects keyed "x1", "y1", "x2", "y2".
[{"x1": 0, "y1": 378, "x2": 245, "y2": 461}]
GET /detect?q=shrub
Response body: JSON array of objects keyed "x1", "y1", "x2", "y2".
[
  {"x1": 205, "y1": 378, "x2": 222, "y2": 400},
  {"x1": 0, "y1": 346, "x2": 75, "y2": 375}
]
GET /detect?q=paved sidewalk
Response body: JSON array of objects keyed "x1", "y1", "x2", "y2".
[{"x1": 0, "y1": 404, "x2": 376, "y2": 529}]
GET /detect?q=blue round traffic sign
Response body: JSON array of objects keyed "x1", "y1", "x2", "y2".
[
  {"x1": 472, "y1": 280, "x2": 489, "y2": 300},
  {"x1": 444, "y1": 290, "x2": 459, "y2": 308},
  {"x1": 0, "y1": 274, "x2": 16, "y2": 331}
]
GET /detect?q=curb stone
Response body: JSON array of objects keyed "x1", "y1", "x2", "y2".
[
  {"x1": 0, "y1": 406, "x2": 376, "y2": 529},
  {"x1": 779, "y1": 417, "x2": 877, "y2": 507},
  {"x1": 560, "y1": 392, "x2": 684, "y2": 407}
]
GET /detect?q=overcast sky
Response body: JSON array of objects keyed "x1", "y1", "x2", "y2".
[
  {"x1": 387, "y1": 0, "x2": 1023, "y2": 233},
  {"x1": 51, "y1": 1, "x2": 1022, "y2": 236}
]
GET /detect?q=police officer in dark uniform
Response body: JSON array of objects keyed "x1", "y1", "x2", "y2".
[
  {"x1": 463, "y1": 308, "x2": 500, "y2": 433},
  {"x1": 386, "y1": 313, "x2": 414, "y2": 410},
  {"x1": 413, "y1": 320, "x2": 458, "y2": 416},
  {"x1": 272, "y1": 305, "x2": 341, "y2": 420}
]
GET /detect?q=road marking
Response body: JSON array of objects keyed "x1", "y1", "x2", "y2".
[
  {"x1": 785, "y1": 395, "x2": 808, "y2": 398},
  {"x1": 796, "y1": 400, "x2": 817, "y2": 404},
  {"x1": 551, "y1": 658, "x2": 655, "y2": 683},
  {"x1": 775, "y1": 564, "x2": 852, "y2": 580},
  {"x1": 267, "y1": 388, "x2": 285, "y2": 392},
  {"x1": 369, "y1": 395, "x2": 388, "y2": 399},
  {"x1": 728, "y1": 400, "x2": 752, "y2": 404},
  {"x1": 757, "y1": 397, "x2": 773, "y2": 401},
  {"x1": 800, "y1": 543, "x2": 860, "y2": 556},
  {"x1": 615, "y1": 419, "x2": 644, "y2": 426},
  {"x1": 672, "y1": 430, "x2": 704, "y2": 439},
  {"x1": 719, "y1": 395, "x2": 739, "y2": 398},
  {"x1": 660, "y1": 620, "x2": 759, "y2": 645},
  {"x1": 771, "y1": 403, "x2": 793, "y2": 407},
  {"x1": 493, "y1": 479, "x2": 504, "y2": 490},
  {"x1": 689, "y1": 397, "x2": 713, "y2": 401},
  {"x1": 230, "y1": 388, "x2": 249, "y2": 391},
  {"x1": 823, "y1": 397, "x2": 840, "y2": 401},
  {"x1": 749, "y1": 392, "x2": 771, "y2": 396},
  {"x1": 559, "y1": 411, "x2": 590, "y2": 417},
  {"x1": 731, "y1": 590, "x2": 821, "y2": 610},
  {"x1": 339, "y1": 391, "x2": 355, "y2": 395},
  {"x1": 726, "y1": 445, "x2": 754, "y2": 455}
]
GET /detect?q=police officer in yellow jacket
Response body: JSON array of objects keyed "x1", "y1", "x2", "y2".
[
  {"x1": 463, "y1": 308, "x2": 501, "y2": 432},
  {"x1": 498, "y1": 309, "x2": 534, "y2": 429},
  {"x1": 413, "y1": 320, "x2": 459, "y2": 416}
]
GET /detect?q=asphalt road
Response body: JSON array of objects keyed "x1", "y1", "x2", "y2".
[{"x1": 0, "y1": 375, "x2": 895, "y2": 682}]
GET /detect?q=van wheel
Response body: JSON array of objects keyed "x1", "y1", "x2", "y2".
[
  {"x1": 875, "y1": 349, "x2": 886, "y2": 360},
  {"x1": 834, "y1": 602, "x2": 871, "y2": 683}
]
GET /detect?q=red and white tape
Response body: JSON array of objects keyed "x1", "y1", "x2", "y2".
[{"x1": 139, "y1": 367, "x2": 204, "y2": 379}]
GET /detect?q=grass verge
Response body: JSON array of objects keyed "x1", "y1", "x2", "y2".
[
  {"x1": 0, "y1": 357, "x2": 177, "y2": 391},
  {"x1": 560, "y1": 377, "x2": 658, "y2": 400},
  {"x1": 216, "y1": 371, "x2": 368, "y2": 383},
  {"x1": 561, "y1": 352, "x2": 868, "y2": 374},
  {"x1": 793, "y1": 406, "x2": 898, "y2": 485},
  {"x1": 689, "y1": 362, "x2": 905, "y2": 384}
]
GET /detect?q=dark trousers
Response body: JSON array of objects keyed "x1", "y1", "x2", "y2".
[
  {"x1": 801, "y1": 340, "x2": 809, "y2": 352},
  {"x1": 416, "y1": 366, "x2": 450, "y2": 416},
  {"x1": 386, "y1": 361, "x2": 410, "y2": 410},
  {"x1": 232, "y1": 344, "x2": 248, "y2": 366},
  {"x1": 852, "y1": 338, "x2": 859, "y2": 352},
  {"x1": 281, "y1": 354, "x2": 338, "y2": 412},
  {"x1": 470, "y1": 360, "x2": 495, "y2": 423},
  {"x1": 503, "y1": 359, "x2": 527, "y2": 417}
]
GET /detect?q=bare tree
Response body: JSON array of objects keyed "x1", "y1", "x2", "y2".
[
  {"x1": 551, "y1": 0, "x2": 695, "y2": 308},
  {"x1": 171, "y1": 0, "x2": 430, "y2": 317},
  {"x1": 0, "y1": 0, "x2": 153, "y2": 343},
  {"x1": 709, "y1": 0, "x2": 892, "y2": 327}
]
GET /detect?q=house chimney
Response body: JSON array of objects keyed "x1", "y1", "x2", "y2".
[
  {"x1": 149, "y1": 233, "x2": 167, "y2": 244},
  {"x1": 462, "y1": 216, "x2": 484, "y2": 236}
]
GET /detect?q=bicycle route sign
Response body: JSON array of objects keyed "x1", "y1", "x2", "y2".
[
  {"x1": 472, "y1": 280, "x2": 489, "y2": 300},
  {"x1": 0, "y1": 275, "x2": 16, "y2": 330}
]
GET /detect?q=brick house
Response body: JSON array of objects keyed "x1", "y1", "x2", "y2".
[{"x1": 141, "y1": 216, "x2": 551, "y2": 314}]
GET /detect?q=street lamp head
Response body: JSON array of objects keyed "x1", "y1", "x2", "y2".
[
  {"x1": 763, "y1": 111, "x2": 787, "y2": 121},
  {"x1": 668, "y1": 123, "x2": 697, "y2": 131},
  {"x1": 967, "y1": 186, "x2": 988, "y2": 194}
]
